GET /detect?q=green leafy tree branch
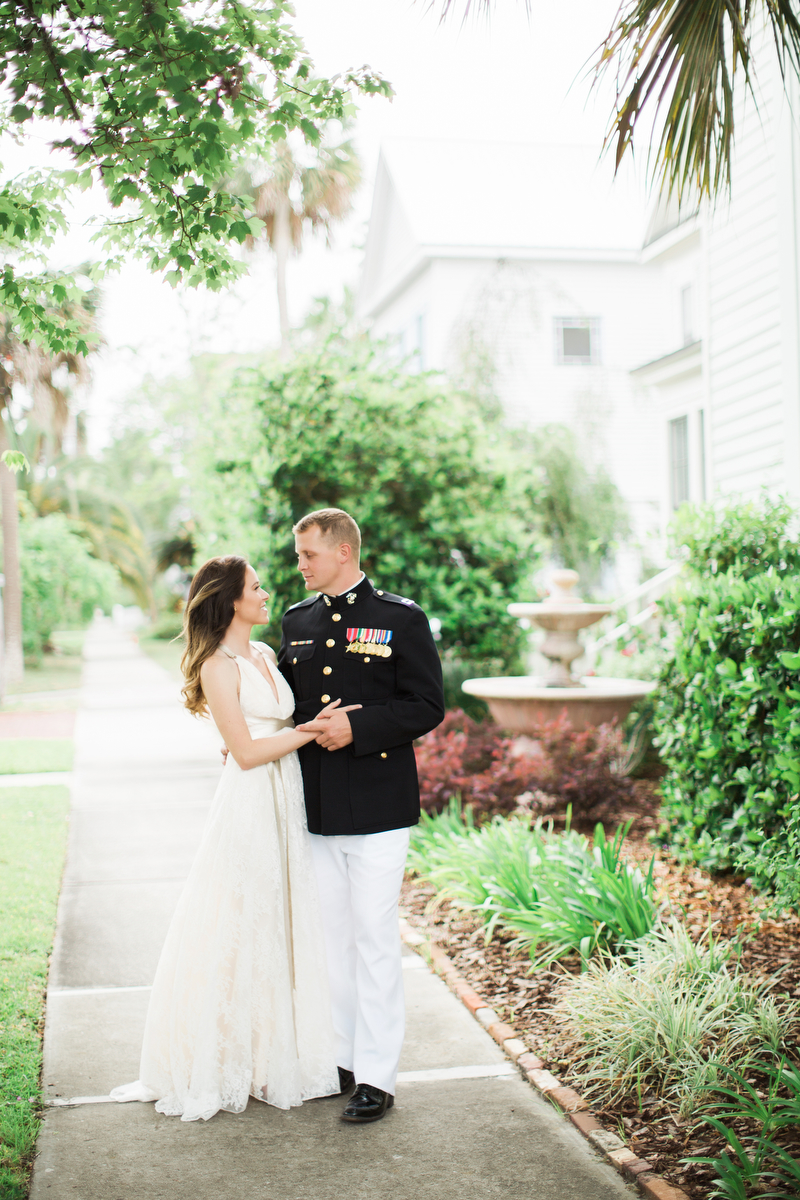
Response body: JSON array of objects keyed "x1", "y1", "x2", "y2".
[{"x1": 1, "y1": 0, "x2": 391, "y2": 350}]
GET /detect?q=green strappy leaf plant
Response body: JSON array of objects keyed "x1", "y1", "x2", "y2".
[{"x1": 408, "y1": 801, "x2": 658, "y2": 966}]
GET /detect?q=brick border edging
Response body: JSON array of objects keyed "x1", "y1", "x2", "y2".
[{"x1": 400, "y1": 923, "x2": 690, "y2": 1200}]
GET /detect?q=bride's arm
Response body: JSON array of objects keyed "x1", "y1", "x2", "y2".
[{"x1": 200, "y1": 655, "x2": 316, "y2": 770}]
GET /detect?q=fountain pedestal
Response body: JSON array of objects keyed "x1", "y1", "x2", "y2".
[{"x1": 462, "y1": 569, "x2": 655, "y2": 732}]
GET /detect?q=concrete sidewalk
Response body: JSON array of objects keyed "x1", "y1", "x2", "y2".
[{"x1": 31, "y1": 622, "x2": 634, "y2": 1200}]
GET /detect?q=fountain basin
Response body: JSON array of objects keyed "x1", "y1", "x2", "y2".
[
  {"x1": 462, "y1": 675, "x2": 655, "y2": 733},
  {"x1": 508, "y1": 602, "x2": 613, "y2": 630}
]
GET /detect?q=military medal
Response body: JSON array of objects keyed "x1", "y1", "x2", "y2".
[{"x1": 346, "y1": 628, "x2": 393, "y2": 657}]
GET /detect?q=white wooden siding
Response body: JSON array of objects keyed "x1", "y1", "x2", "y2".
[{"x1": 706, "y1": 26, "x2": 791, "y2": 497}]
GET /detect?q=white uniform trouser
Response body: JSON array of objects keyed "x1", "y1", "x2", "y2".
[{"x1": 309, "y1": 827, "x2": 409, "y2": 1096}]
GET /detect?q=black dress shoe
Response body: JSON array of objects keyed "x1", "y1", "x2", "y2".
[
  {"x1": 337, "y1": 1067, "x2": 355, "y2": 1095},
  {"x1": 341, "y1": 1082, "x2": 394, "y2": 1123}
]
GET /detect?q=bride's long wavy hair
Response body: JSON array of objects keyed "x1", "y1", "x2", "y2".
[{"x1": 181, "y1": 555, "x2": 248, "y2": 716}]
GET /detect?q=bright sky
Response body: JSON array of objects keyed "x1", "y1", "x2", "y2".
[{"x1": 9, "y1": 0, "x2": 625, "y2": 443}]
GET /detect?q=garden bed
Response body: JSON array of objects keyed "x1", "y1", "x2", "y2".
[{"x1": 400, "y1": 832, "x2": 800, "y2": 1200}]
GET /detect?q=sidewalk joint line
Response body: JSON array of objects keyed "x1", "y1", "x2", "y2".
[
  {"x1": 47, "y1": 1065, "x2": 518, "y2": 1107},
  {"x1": 0, "y1": 772, "x2": 72, "y2": 787},
  {"x1": 61, "y1": 877, "x2": 187, "y2": 887},
  {"x1": 49, "y1": 985, "x2": 152, "y2": 997},
  {"x1": 396, "y1": 1064, "x2": 517, "y2": 1083}
]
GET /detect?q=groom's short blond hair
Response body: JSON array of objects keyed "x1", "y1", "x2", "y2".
[{"x1": 293, "y1": 508, "x2": 361, "y2": 561}]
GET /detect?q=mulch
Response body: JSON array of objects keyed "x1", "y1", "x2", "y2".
[
  {"x1": 400, "y1": 782, "x2": 800, "y2": 1200},
  {"x1": 0, "y1": 711, "x2": 76, "y2": 739}
]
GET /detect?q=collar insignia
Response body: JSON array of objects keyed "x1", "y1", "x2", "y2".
[{"x1": 346, "y1": 592, "x2": 357, "y2": 605}]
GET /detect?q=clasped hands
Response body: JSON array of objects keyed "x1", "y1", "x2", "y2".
[
  {"x1": 220, "y1": 697, "x2": 360, "y2": 765},
  {"x1": 296, "y1": 697, "x2": 360, "y2": 751}
]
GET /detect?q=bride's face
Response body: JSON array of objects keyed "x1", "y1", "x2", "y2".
[{"x1": 236, "y1": 564, "x2": 269, "y2": 626}]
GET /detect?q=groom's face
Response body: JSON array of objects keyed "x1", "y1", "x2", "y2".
[{"x1": 295, "y1": 525, "x2": 347, "y2": 594}]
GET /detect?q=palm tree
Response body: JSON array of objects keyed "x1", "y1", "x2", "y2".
[
  {"x1": 0, "y1": 291, "x2": 99, "y2": 687},
  {"x1": 0, "y1": 358, "x2": 25, "y2": 690},
  {"x1": 431, "y1": 0, "x2": 800, "y2": 202},
  {"x1": 26, "y1": 456, "x2": 158, "y2": 620},
  {"x1": 231, "y1": 136, "x2": 361, "y2": 355}
]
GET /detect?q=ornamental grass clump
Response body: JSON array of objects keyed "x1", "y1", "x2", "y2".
[
  {"x1": 559, "y1": 922, "x2": 800, "y2": 1118},
  {"x1": 407, "y1": 801, "x2": 657, "y2": 967}
]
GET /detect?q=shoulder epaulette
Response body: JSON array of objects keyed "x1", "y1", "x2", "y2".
[
  {"x1": 374, "y1": 590, "x2": 417, "y2": 608},
  {"x1": 286, "y1": 594, "x2": 319, "y2": 612}
]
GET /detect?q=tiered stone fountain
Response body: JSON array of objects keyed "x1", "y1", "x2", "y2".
[{"x1": 462, "y1": 569, "x2": 654, "y2": 732}]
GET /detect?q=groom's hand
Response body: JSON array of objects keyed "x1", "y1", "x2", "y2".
[{"x1": 297, "y1": 708, "x2": 355, "y2": 751}]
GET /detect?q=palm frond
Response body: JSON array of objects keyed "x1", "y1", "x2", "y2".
[
  {"x1": 422, "y1": 0, "x2": 529, "y2": 22},
  {"x1": 595, "y1": 0, "x2": 800, "y2": 201}
]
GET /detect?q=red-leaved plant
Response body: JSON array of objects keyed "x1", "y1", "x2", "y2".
[{"x1": 414, "y1": 709, "x2": 634, "y2": 822}]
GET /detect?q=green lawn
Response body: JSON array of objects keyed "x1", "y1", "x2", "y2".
[
  {"x1": 8, "y1": 631, "x2": 87, "y2": 702},
  {"x1": 0, "y1": 786, "x2": 70, "y2": 1200},
  {"x1": 9, "y1": 657, "x2": 83, "y2": 698},
  {"x1": 0, "y1": 742, "x2": 74, "y2": 775},
  {"x1": 139, "y1": 634, "x2": 183, "y2": 680}
]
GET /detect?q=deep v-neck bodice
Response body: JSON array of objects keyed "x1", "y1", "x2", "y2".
[
  {"x1": 221, "y1": 642, "x2": 296, "y2": 733},
  {"x1": 239, "y1": 646, "x2": 280, "y2": 703}
]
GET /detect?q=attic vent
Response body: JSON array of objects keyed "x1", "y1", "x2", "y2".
[{"x1": 555, "y1": 318, "x2": 599, "y2": 365}]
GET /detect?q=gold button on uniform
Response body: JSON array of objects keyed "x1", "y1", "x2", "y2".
[
  {"x1": 321, "y1": 694, "x2": 330, "y2": 703},
  {"x1": 380, "y1": 752, "x2": 387, "y2": 759},
  {"x1": 377, "y1": 590, "x2": 384, "y2": 595},
  {"x1": 323, "y1": 666, "x2": 332, "y2": 675},
  {"x1": 364, "y1": 656, "x2": 370, "y2": 663},
  {"x1": 292, "y1": 657, "x2": 297, "y2": 664},
  {"x1": 332, "y1": 613, "x2": 341, "y2": 622},
  {"x1": 326, "y1": 639, "x2": 335, "y2": 647}
]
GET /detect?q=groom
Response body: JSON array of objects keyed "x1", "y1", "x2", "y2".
[{"x1": 278, "y1": 508, "x2": 444, "y2": 1123}]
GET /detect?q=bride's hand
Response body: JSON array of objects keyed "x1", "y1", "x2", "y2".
[
  {"x1": 314, "y1": 697, "x2": 362, "y2": 721},
  {"x1": 296, "y1": 702, "x2": 361, "y2": 751}
]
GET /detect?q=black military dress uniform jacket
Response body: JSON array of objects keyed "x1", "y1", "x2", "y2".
[{"x1": 278, "y1": 575, "x2": 445, "y2": 836}]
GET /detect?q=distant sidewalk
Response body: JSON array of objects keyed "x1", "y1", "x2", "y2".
[{"x1": 31, "y1": 619, "x2": 635, "y2": 1200}]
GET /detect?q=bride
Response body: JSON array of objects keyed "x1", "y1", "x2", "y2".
[{"x1": 111, "y1": 555, "x2": 356, "y2": 1121}]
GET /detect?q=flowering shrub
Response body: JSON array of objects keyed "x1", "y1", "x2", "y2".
[{"x1": 414, "y1": 709, "x2": 634, "y2": 822}]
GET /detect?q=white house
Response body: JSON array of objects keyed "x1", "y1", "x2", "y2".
[
  {"x1": 359, "y1": 140, "x2": 669, "y2": 580},
  {"x1": 359, "y1": 51, "x2": 800, "y2": 575},
  {"x1": 636, "y1": 41, "x2": 800, "y2": 516}
]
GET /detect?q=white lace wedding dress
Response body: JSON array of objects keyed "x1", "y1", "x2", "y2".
[{"x1": 110, "y1": 644, "x2": 339, "y2": 1121}]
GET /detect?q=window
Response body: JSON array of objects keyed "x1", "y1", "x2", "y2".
[
  {"x1": 681, "y1": 285, "x2": 696, "y2": 345},
  {"x1": 554, "y1": 318, "x2": 599, "y2": 365},
  {"x1": 669, "y1": 416, "x2": 690, "y2": 509},
  {"x1": 396, "y1": 313, "x2": 426, "y2": 372}
]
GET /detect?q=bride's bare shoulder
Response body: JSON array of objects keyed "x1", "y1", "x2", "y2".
[{"x1": 200, "y1": 649, "x2": 238, "y2": 682}]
